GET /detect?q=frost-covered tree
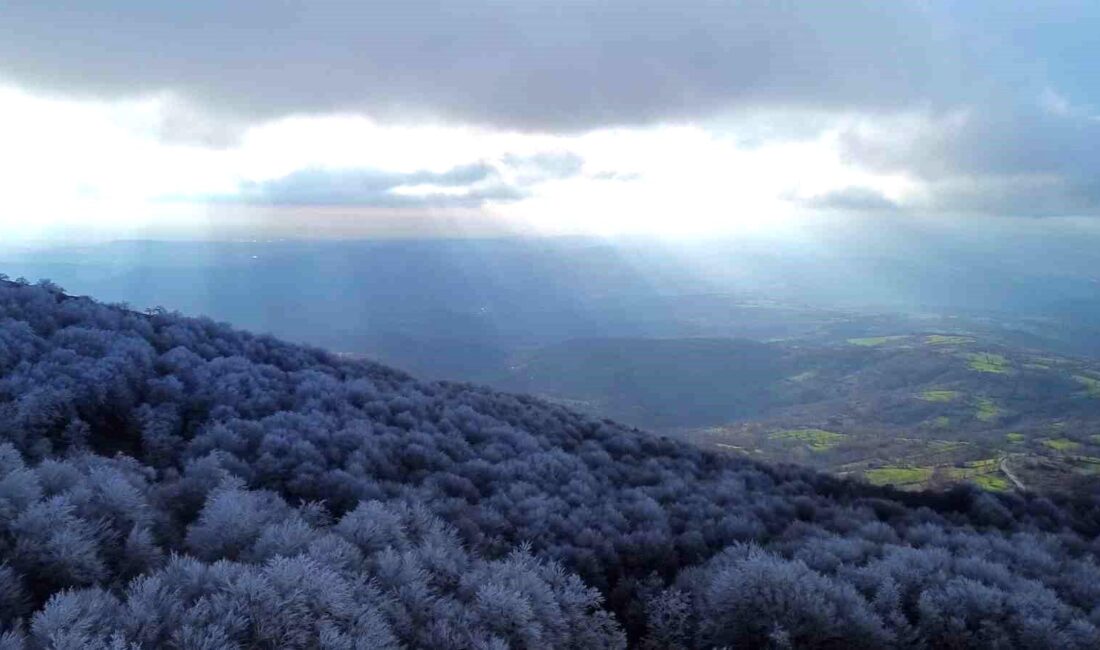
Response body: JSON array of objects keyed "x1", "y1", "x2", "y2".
[{"x1": 0, "y1": 278, "x2": 1098, "y2": 647}]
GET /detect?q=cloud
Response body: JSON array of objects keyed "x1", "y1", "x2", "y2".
[
  {"x1": 0, "y1": 1, "x2": 966, "y2": 132},
  {"x1": 218, "y1": 153, "x2": 586, "y2": 207},
  {"x1": 501, "y1": 152, "x2": 584, "y2": 183},
  {"x1": 801, "y1": 187, "x2": 900, "y2": 213},
  {"x1": 4, "y1": 1, "x2": 1100, "y2": 221},
  {"x1": 836, "y1": 101, "x2": 1100, "y2": 217},
  {"x1": 917, "y1": 175, "x2": 1100, "y2": 218},
  {"x1": 150, "y1": 95, "x2": 247, "y2": 149},
  {"x1": 228, "y1": 163, "x2": 513, "y2": 207}
]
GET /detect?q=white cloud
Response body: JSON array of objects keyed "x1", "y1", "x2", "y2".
[
  {"x1": 2, "y1": 1, "x2": 1099, "y2": 236},
  {"x1": 0, "y1": 85, "x2": 909, "y2": 239},
  {"x1": 6, "y1": 78, "x2": 1093, "y2": 244}
]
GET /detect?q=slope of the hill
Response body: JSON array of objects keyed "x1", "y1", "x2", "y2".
[
  {"x1": 496, "y1": 337, "x2": 785, "y2": 427},
  {"x1": 1, "y1": 278, "x2": 1100, "y2": 648}
]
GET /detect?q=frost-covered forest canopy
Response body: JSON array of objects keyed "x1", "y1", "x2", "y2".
[{"x1": 1, "y1": 277, "x2": 1100, "y2": 649}]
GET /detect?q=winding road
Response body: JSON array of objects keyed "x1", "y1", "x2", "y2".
[{"x1": 1000, "y1": 456, "x2": 1027, "y2": 491}]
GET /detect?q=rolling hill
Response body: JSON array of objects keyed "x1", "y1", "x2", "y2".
[{"x1": 1, "y1": 278, "x2": 1099, "y2": 648}]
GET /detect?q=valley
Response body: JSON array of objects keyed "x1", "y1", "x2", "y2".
[
  {"x1": 684, "y1": 334, "x2": 1100, "y2": 493},
  {"x1": 472, "y1": 332, "x2": 1100, "y2": 494},
  {"x1": 5, "y1": 240, "x2": 1100, "y2": 495}
]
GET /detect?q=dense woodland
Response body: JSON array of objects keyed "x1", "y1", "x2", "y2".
[{"x1": 1, "y1": 278, "x2": 1100, "y2": 648}]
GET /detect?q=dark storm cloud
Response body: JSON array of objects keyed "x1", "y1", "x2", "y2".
[{"x1": 0, "y1": 1, "x2": 965, "y2": 131}]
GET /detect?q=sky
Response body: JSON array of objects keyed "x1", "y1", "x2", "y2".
[{"x1": 2, "y1": 1, "x2": 1099, "y2": 242}]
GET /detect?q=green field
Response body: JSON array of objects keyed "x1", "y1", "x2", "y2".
[
  {"x1": 1043, "y1": 438, "x2": 1081, "y2": 452},
  {"x1": 967, "y1": 353, "x2": 1010, "y2": 374},
  {"x1": 975, "y1": 398, "x2": 1001, "y2": 422},
  {"x1": 847, "y1": 335, "x2": 908, "y2": 347},
  {"x1": 860, "y1": 458, "x2": 1008, "y2": 492},
  {"x1": 1075, "y1": 375, "x2": 1100, "y2": 397},
  {"x1": 769, "y1": 428, "x2": 846, "y2": 451},
  {"x1": 970, "y1": 474, "x2": 1010, "y2": 491},
  {"x1": 926, "y1": 335, "x2": 975, "y2": 346},
  {"x1": 920, "y1": 389, "x2": 960, "y2": 402},
  {"x1": 864, "y1": 466, "x2": 934, "y2": 487}
]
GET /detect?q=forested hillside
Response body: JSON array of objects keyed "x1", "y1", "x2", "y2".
[{"x1": 2, "y1": 278, "x2": 1100, "y2": 648}]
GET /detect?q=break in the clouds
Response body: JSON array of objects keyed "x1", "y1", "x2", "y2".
[{"x1": 1, "y1": 0, "x2": 1100, "y2": 238}]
